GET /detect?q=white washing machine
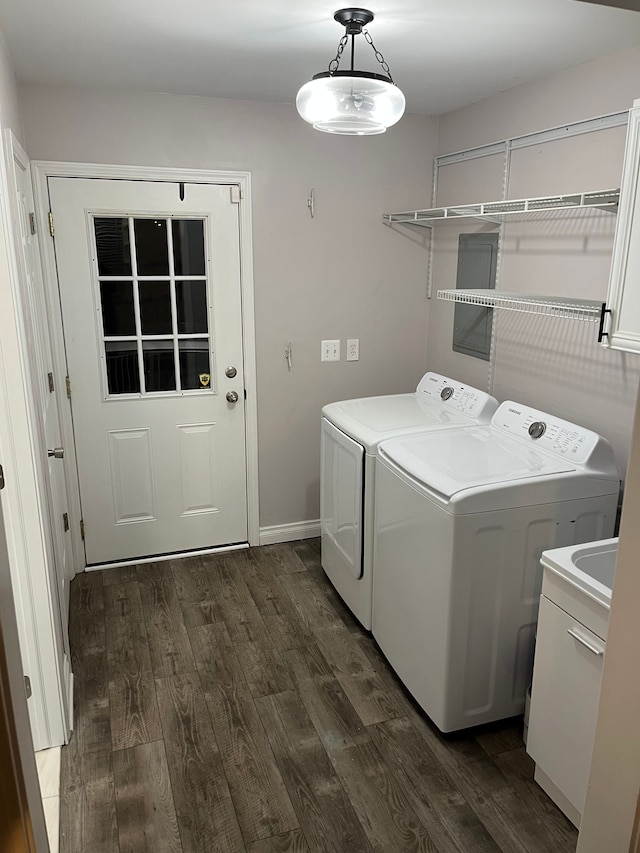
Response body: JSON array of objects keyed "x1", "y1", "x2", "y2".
[
  {"x1": 321, "y1": 372, "x2": 498, "y2": 629},
  {"x1": 372, "y1": 401, "x2": 620, "y2": 733}
]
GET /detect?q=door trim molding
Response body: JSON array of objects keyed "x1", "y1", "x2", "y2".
[
  {"x1": 0, "y1": 134, "x2": 71, "y2": 748},
  {"x1": 31, "y1": 161, "x2": 260, "y2": 551}
]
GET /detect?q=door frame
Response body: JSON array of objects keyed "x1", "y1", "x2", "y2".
[
  {"x1": 0, "y1": 133, "x2": 72, "y2": 749},
  {"x1": 31, "y1": 161, "x2": 260, "y2": 561}
]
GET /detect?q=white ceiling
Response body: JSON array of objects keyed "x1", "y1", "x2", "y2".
[{"x1": 1, "y1": 0, "x2": 640, "y2": 116}]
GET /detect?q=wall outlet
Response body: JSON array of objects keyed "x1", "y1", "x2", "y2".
[
  {"x1": 346, "y1": 339, "x2": 359, "y2": 361},
  {"x1": 321, "y1": 339, "x2": 340, "y2": 362}
]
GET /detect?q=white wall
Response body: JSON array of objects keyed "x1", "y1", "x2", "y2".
[
  {"x1": 437, "y1": 44, "x2": 640, "y2": 155},
  {"x1": 0, "y1": 30, "x2": 23, "y2": 144},
  {"x1": 427, "y1": 46, "x2": 640, "y2": 481},
  {"x1": 18, "y1": 83, "x2": 437, "y2": 530},
  {"x1": 577, "y1": 377, "x2": 640, "y2": 851}
]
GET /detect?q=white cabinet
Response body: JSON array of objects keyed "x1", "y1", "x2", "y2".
[
  {"x1": 526, "y1": 594, "x2": 605, "y2": 828},
  {"x1": 604, "y1": 98, "x2": 640, "y2": 353},
  {"x1": 526, "y1": 538, "x2": 616, "y2": 828}
]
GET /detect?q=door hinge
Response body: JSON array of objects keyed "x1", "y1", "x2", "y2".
[
  {"x1": 0, "y1": 463, "x2": 4, "y2": 490},
  {"x1": 63, "y1": 512, "x2": 69, "y2": 532},
  {"x1": 48, "y1": 372, "x2": 55, "y2": 393},
  {"x1": 80, "y1": 519, "x2": 85, "y2": 540},
  {"x1": 48, "y1": 211, "x2": 55, "y2": 237},
  {"x1": 24, "y1": 675, "x2": 32, "y2": 699},
  {"x1": 230, "y1": 185, "x2": 241, "y2": 204},
  {"x1": 66, "y1": 375, "x2": 72, "y2": 399},
  {"x1": 29, "y1": 212, "x2": 37, "y2": 235}
]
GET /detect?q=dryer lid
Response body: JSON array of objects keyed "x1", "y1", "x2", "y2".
[
  {"x1": 322, "y1": 395, "x2": 474, "y2": 452},
  {"x1": 321, "y1": 373, "x2": 497, "y2": 452}
]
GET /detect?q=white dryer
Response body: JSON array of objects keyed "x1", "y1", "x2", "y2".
[
  {"x1": 321, "y1": 372, "x2": 498, "y2": 629},
  {"x1": 372, "y1": 401, "x2": 620, "y2": 733}
]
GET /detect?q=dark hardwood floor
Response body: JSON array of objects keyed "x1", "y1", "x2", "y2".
[{"x1": 61, "y1": 539, "x2": 578, "y2": 853}]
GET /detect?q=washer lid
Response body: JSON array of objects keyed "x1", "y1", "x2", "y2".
[{"x1": 379, "y1": 427, "x2": 576, "y2": 500}]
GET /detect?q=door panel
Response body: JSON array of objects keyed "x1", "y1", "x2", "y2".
[{"x1": 49, "y1": 179, "x2": 248, "y2": 564}]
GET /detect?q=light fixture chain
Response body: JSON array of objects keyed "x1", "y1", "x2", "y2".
[
  {"x1": 328, "y1": 34, "x2": 349, "y2": 74},
  {"x1": 363, "y1": 29, "x2": 394, "y2": 82}
]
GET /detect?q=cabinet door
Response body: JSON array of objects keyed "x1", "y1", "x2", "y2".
[
  {"x1": 527, "y1": 595, "x2": 605, "y2": 817},
  {"x1": 605, "y1": 99, "x2": 640, "y2": 353}
]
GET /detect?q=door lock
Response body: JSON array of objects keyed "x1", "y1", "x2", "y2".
[
  {"x1": 226, "y1": 391, "x2": 239, "y2": 403},
  {"x1": 47, "y1": 447, "x2": 64, "y2": 459},
  {"x1": 225, "y1": 366, "x2": 237, "y2": 378}
]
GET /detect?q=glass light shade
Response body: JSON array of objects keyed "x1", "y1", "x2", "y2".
[{"x1": 296, "y1": 71, "x2": 406, "y2": 135}]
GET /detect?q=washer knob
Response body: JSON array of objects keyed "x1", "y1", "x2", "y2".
[
  {"x1": 441, "y1": 387, "x2": 454, "y2": 401},
  {"x1": 528, "y1": 421, "x2": 546, "y2": 439}
]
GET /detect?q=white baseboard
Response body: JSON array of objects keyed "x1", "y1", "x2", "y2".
[{"x1": 259, "y1": 520, "x2": 320, "y2": 546}]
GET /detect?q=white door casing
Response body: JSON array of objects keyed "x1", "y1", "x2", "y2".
[
  {"x1": 9, "y1": 138, "x2": 74, "y2": 644},
  {"x1": 49, "y1": 177, "x2": 251, "y2": 565},
  {"x1": 0, "y1": 132, "x2": 72, "y2": 748}
]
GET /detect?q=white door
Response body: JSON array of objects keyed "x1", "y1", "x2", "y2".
[{"x1": 49, "y1": 178, "x2": 248, "y2": 565}]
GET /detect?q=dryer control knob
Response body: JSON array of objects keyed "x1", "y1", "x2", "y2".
[
  {"x1": 528, "y1": 421, "x2": 546, "y2": 439},
  {"x1": 441, "y1": 387, "x2": 454, "y2": 401}
]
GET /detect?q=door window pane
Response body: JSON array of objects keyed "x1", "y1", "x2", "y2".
[
  {"x1": 172, "y1": 220, "x2": 206, "y2": 276},
  {"x1": 134, "y1": 219, "x2": 169, "y2": 275},
  {"x1": 179, "y1": 340, "x2": 210, "y2": 390},
  {"x1": 139, "y1": 281, "x2": 172, "y2": 334},
  {"x1": 96, "y1": 213, "x2": 212, "y2": 397},
  {"x1": 95, "y1": 218, "x2": 132, "y2": 276},
  {"x1": 143, "y1": 341, "x2": 176, "y2": 392},
  {"x1": 105, "y1": 342, "x2": 140, "y2": 394},
  {"x1": 100, "y1": 281, "x2": 136, "y2": 336},
  {"x1": 176, "y1": 280, "x2": 208, "y2": 334}
]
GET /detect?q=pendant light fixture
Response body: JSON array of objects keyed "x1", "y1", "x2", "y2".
[{"x1": 296, "y1": 8, "x2": 405, "y2": 136}]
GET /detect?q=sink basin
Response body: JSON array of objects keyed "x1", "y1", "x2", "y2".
[{"x1": 540, "y1": 538, "x2": 618, "y2": 608}]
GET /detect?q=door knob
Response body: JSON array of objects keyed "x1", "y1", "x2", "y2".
[
  {"x1": 225, "y1": 366, "x2": 237, "y2": 378},
  {"x1": 48, "y1": 447, "x2": 64, "y2": 459},
  {"x1": 226, "y1": 391, "x2": 239, "y2": 403}
]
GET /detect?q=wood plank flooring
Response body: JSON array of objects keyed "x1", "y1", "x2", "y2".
[{"x1": 60, "y1": 539, "x2": 578, "y2": 853}]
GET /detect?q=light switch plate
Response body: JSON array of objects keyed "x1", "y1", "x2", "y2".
[{"x1": 321, "y1": 340, "x2": 340, "y2": 362}]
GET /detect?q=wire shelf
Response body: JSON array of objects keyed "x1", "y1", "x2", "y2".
[
  {"x1": 384, "y1": 189, "x2": 620, "y2": 227},
  {"x1": 436, "y1": 290, "x2": 604, "y2": 323}
]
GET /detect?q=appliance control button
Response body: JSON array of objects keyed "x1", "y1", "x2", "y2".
[
  {"x1": 528, "y1": 421, "x2": 546, "y2": 439},
  {"x1": 441, "y1": 387, "x2": 454, "y2": 401}
]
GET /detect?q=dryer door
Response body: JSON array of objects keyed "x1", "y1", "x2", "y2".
[{"x1": 321, "y1": 418, "x2": 364, "y2": 580}]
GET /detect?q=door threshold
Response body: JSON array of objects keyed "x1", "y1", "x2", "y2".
[{"x1": 85, "y1": 541, "x2": 249, "y2": 571}]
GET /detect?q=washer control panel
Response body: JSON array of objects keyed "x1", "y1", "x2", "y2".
[
  {"x1": 493, "y1": 402, "x2": 599, "y2": 463},
  {"x1": 417, "y1": 372, "x2": 497, "y2": 420}
]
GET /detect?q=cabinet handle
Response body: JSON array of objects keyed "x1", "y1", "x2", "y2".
[
  {"x1": 597, "y1": 302, "x2": 611, "y2": 343},
  {"x1": 567, "y1": 628, "x2": 604, "y2": 656}
]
